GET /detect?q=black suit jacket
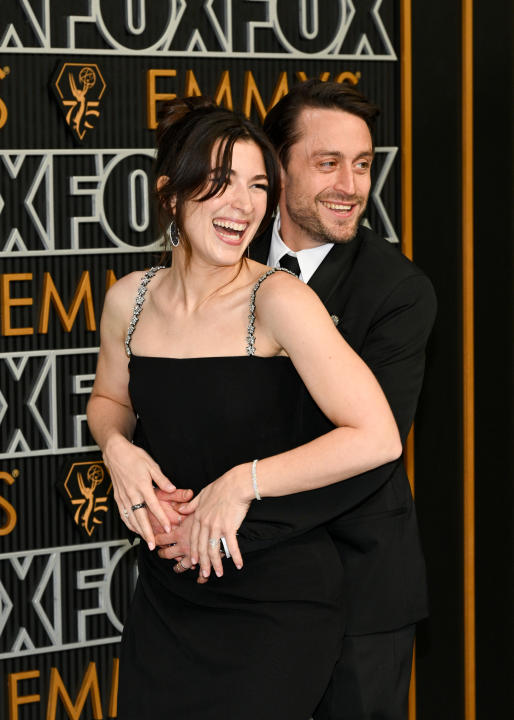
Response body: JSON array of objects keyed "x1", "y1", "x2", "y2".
[{"x1": 238, "y1": 225, "x2": 437, "y2": 635}]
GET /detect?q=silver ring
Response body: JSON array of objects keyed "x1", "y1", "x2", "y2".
[
  {"x1": 122, "y1": 508, "x2": 129, "y2": 519},
  {"x1": 208, "y1": 538, "x2": 219, "y2": 549},
  {"x1": 131, "y1": 502, "x2": 146, "y2": 512},
  {"x1": 178, "y1": 558, "x2": 188, "y2": 571}
]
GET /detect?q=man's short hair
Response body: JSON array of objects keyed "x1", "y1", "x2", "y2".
[{"x1": 263, "y1": 79, "x2": 380, "y2": 168}]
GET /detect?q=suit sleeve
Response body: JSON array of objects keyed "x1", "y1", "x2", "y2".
[
  {"x1": 359, "y1": 273, "x2": 437, "y2": 442},
  {"x1": 236, "y1": 273, "x2": 437, "y2": 553}
]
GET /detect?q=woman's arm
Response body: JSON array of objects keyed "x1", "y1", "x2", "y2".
[
  {"x1": 242, "y1": 273, "x2": 402, "y2": 493},
  {"x1": 180, "y1": 273, "x2": 402, "y2": 577},
  {"x1": 87, "y1": 275, "x2": 177, "y2": 547}
]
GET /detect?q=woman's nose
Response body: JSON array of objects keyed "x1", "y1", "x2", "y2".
[{"x1": 230, "y1": 182, "x2": 253, "y2": 212}]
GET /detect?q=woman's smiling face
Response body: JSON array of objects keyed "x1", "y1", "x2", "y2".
[{"x1": 179, "y1": 139, "x2": 270, "y2": 267}]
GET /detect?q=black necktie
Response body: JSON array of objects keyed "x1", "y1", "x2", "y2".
[{"x1": 279, "y1": 253, "x2": 301, "y2": 277}]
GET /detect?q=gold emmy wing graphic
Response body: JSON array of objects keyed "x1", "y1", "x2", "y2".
[
  {"x1": 52, "y1": 62, "x2": 106, "y2": 141},
  {"x1": 60, "y1": 461, "x2": 112, "y2": 537}
]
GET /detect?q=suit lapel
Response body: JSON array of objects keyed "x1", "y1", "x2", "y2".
[
  {"x1": 308, "y1": 243, "x2": 346, "y2": 301},
  {"x1": 308, "y1": 235, "x2": 362, "y2": 311},
  {"x1": 251, "y1": 225, "x2": 363, "y2": 318},
  {"x1": 249, "y1": 228, "x2": 272, "y2": 264}
]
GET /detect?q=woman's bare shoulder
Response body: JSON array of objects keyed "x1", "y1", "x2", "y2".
[
  {"x1": 102, "y1": 269, "x2": 156, "y2": 325},
  {"x1": 105, "y1": 270, "x2": 140, "y2": 303},
  {"x1": 253, "y1": 265, "x2": 321, "y2": 308},
  {"x1": 255, "y1": 266, "x2": 333, "y2": 336}
]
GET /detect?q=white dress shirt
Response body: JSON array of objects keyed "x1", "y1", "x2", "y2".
[{"x1": 268, "y1": 212, "x2": 334, "y2": 283}]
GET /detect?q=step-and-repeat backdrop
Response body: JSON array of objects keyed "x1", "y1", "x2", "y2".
[{"x1": 0, "y1": 2, "x2": 401, "y2": 717}]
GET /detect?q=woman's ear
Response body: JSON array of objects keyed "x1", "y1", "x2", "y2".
[
  {"x1": 156, "y1": 175, "x2": 168, "y2": 192},
  {"x1": 156, "y1": 175, "x2": 177, "y2": 211}
]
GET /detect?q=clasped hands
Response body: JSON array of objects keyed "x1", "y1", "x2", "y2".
[
  {"x1": 148, "y1": 490, "x2": 208, "y2": 581},
  {"x1": 105, "y1": 437, "x2": 252, "y2": 580},
  {"x1": 149, "y1": 473, "x2": 250, "y2": 580}
]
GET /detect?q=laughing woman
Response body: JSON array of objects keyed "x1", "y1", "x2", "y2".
[{"x1": 87, "y1": 97, "x2": 401, "y2": 719}]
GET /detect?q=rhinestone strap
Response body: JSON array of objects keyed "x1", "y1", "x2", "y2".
[
  {"x1": 246, "y1": 267, "x2": 296, "y2": 356},
  {"x1": 124, "y1": 266, "x2": 166, "y2": 357}
]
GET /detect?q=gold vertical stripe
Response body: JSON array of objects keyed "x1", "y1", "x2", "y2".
[
  {"x1": 462, "y1": 0, "x2": 476, "y2": 717},
  {"x1": 400, "y1": 2, "x2": 416, "y2": 719},
  {"x1": 405, "y1": 427, "x2": 415, "y2": 496},
  {"x1": 409, "y1": 640, "x2": 417, "y2": 716}
]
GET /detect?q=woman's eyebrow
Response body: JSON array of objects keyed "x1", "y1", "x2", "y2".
[{"x1": 225, "y1": 169, "x2": 269, "y2": 181}]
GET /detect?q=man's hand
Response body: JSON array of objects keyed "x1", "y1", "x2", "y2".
[
  {"x1": 156, "y1": 511, "x2": 193, "y2": 559},
  {"x1": 147, "y1": 487, "x2": 194, "y2": 544},
  {"x1": 155, "y1": 510, "x2": 212, "y2": 585}
]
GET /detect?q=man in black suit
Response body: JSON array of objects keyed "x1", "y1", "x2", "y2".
[
  {"x1": 153, "y1": 81, "x2": 436, "y2": 719},
  {"x1": 245, "y1": 80, "x2": 436, "y2": 719}
]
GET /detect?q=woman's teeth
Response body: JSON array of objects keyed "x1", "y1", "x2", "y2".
[{"x1": 213, "y1": 219, "x2": 247, "y2": 238}]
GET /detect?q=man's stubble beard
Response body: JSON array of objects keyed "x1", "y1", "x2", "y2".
[{"x1": 285, "y1": 193, "x2": 369, "y2": 245}]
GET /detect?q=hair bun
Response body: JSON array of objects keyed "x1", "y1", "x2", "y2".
[{"x1": 156, "y1": 96, "x2": 217, "y2": 144}]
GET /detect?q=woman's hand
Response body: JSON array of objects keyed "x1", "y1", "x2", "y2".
[
  {"x1": 104, "y1": 433, "x2": 178, "y2": 549},
  {"x1": 177, "y1": 463, "x2": 254, "y2": 578},
  {"x1": 153, "y1": 501, "x2": 219, "y2": 586}
]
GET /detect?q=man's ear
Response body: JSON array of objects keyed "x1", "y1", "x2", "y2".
[{"x1": 279, "y1": 163, "x2": 287, "y2": 191}]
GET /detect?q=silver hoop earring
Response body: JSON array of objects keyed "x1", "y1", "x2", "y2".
[{"x1": 167, "y1": 219, "x2": 180, "y2": 248}]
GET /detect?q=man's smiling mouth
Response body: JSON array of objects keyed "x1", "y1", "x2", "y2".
[{"x1": 319, "y1": 200, "x2": 356, "y2": 215}]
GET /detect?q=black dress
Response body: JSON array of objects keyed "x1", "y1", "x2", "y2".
[{"x1": 118, "y1": 268, "x2": 344, "y2": 720}]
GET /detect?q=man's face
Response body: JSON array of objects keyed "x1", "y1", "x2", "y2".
[{"x1": 279, "y1": 108, "x2": 373, "y2": 250}]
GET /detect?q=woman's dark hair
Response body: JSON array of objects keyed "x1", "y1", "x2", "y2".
[
  {"x1": 263, "y1": 79, "x2": 380, "y2": 169},
  {"x1": 155, "y1": 96, "x2": 281, "y2": 262}
]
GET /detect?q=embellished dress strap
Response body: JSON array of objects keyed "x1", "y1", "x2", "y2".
[
  {"x1": 246, "y1": 267, "x2": 297, "y2": 356},
  {"x1": 125, "y1": 266, "x2": 166, "y2": 357}
]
